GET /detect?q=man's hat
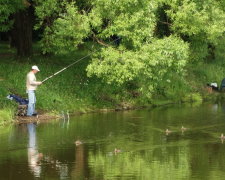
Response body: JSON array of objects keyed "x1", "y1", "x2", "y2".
[{"x1": 32, "y1": 65, "x2": 40, "y2": 71}]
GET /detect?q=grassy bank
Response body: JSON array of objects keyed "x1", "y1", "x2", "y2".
[
  {"x1": 0, "y1": 42, "x2": 134, "y2": 120},
  {"x1": 0, "y1": 42, "x2": 225, "y2": 124},
  {"x1": 0, "y1": 109, "x2": 14, "y2": 126}
]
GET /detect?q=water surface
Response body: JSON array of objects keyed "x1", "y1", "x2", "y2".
[{"x1": 1, "y1": 103, "x2": 225, "y2": 179}]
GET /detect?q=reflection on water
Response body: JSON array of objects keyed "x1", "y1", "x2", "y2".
[
  {"x1": 71, "y1": 144, "x2": 86, "y2": 179},
  {"x1": 27, "y1": 123, "x2": 42, "y2": 177},
  {"x1": 1, "y1": 103, "x2": 225, "y2": 179},
  {"x1": 27, "y1": 122, "x2": 72, "y2": 179}
]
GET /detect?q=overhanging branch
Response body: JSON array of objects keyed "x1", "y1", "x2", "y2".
[{"x1": 92, "y1": 33, "x2": 110, "y2": 47}]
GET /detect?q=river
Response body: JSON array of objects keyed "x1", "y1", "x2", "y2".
[{"x1": 0, "y1": 102, "x2": 225, "y2": 179}]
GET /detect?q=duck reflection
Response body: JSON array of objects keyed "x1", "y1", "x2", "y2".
[
  {"x1": 211, "y1": 103, "x2": 218, "y2": 112},
  {"x1": 27, "y1": 123, "x2": 43, "y2": 177}
]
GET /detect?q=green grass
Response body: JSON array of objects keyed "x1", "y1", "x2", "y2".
[
  {"x1": 0, "y1": 108, "x2": 14, "y2": 126},
  {"x1": 0, "y1": 41, "x2": 127, "y2": 119}
]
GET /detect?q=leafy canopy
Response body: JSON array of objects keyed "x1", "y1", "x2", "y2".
[
  {"x1": 35, "y1": 2, "x2": 90, "y2": 54},
  {"x1": 0, "y1": 0, "x2": 24, "y2": 32},
  {"x1": 87, "y1": 36, "x2": 189, "y2": 98}
]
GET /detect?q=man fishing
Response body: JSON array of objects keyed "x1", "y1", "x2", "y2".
[{"x1": 26, "y1": 65, "x2": 42, "y2": 116}]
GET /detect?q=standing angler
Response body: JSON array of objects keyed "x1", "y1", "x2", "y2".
[{"x1": 26, "y1": 65, "x2": 42, "y2": 116}]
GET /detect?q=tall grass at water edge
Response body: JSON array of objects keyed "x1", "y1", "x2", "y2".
[{"x1": 0, "y1": 108, "x2": 14, "y2": 125}]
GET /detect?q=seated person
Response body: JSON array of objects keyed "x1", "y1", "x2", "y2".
[{"x1": 206, "y1": 82, "x2": 219, "y2": 93}]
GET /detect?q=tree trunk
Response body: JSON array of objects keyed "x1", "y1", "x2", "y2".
[{"x1": 12, "y1": 7, "x2": 33, "y2": 57}]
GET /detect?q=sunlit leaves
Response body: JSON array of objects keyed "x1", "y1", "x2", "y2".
[
  {"x1": 89, "y1": 0, "x2": 157, "y2": 48},
  {"x1": 87, "y1": 36, "x2": 189, "y2": 98},
  {"x1": 35, "y1": 0, "x2": 60, "y2": 25},
  {"x1": 87, "y1": 47, "x2": 143, "y2": 84},
  {"x1": 36, "y1": 2, "x2": 90, "y2": 54},
  {"x1": 166, "y1": 0, "x2": 225, "y2": 42}
]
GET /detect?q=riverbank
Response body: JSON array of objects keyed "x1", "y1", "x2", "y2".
[
  {"x1": 15, "y1": 113, "x2": 60, "y2": 124},
  {"x1": 3, "y1": 91, "x2": 225, "y2": 126},
  {"x1": 11, "y1": 90, "x2": 225, "y2": 125},
  {"x1": 1, "y1": 42, "x2": 225, "y2": 125}
]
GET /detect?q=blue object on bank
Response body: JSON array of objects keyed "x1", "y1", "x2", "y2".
[{"x1": 6, "y1": 94, "x2": 29, "y2": 105}]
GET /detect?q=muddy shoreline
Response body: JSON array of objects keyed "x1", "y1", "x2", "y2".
[
  {"x1": 15, "y1": 114, "x2": 60, "y2": 124},
  {"x1": 15, "y1": 105, "x2": 148, "y2": 124}
]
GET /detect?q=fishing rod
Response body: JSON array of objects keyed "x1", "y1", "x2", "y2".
[
  {"x1": 41, "y1": 37, "x2": 121, "y2": 83},
  {"x1": 41, "y1": 53, "x2": 91, "y2": 83}
]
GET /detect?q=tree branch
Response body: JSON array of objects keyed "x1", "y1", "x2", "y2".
[
  {"x1": 92, "y1": 33, "x2": 110, "y2": 47},
  {"x1": 159, "y1": 21, "x2": 171, "y2": 26}
]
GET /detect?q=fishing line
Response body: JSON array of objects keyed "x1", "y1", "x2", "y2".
[{"x1": 41, "y1": 37, "x2": 121, "y2": 83}]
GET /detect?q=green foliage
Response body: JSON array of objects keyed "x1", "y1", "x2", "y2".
[
  {"x1": 181, "y1": 93, "x2": 203, "y2": 103},
  {"x1": 87, "y1": 47, "x2": 143, "y2": 84},
  {"x1": 35, "y1": 1, "x2": 90, "y2": 54},
  {"x1": 165, "y1": 0, "x2": 225, "y2": 40},
  {"x1": 189, "y1": 63, "x2": 225, "y2": 87},
  {"x1": 87, "y1": 36, "x2": 189, "y2": 99},
  {"x1": 0, "y1": 0, "x2": 24, "y2": 31},
  {"x1": 0, "y1": 108, "x2": 14, "y2": 126},
  {"x1": 215, "y1": 35, "x2": 225, "y2": 62},
  {"x1": 32, "y1": 0, "x2": 225, "y2": 102},
  {"x1": 0, "y1": 43, "x2": 127, "y2": 115},
  {"x1": 162, "y1": 0, "x2": 225, "y2": 61},
  {"x1": 35, "y1": 0, "x2": 157, "y2": 52},
  {"x1": 48, "y1": 6, "x2": 89, "y2": 54},
  {"x1": 154, "y1": 74, "x2": 191, "y2": 102},
  {"x1": 89, "y1": 0, "x2": 157, "y2": 48},
  {"x1": 35, "y1": 0, "x2": 65, "y2": 53},
  {"x1": 188, "y1": 35, "x2": 209, "y2": 62},
  {"x1": 35, "y1": 0, "x2": 61, "y2": 24}
]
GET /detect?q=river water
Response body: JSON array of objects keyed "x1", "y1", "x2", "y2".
[{"x1": 1, "y1": 102, "x2": 225, "y2": 179}]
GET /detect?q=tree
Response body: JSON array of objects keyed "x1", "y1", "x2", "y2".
[
  {"x1": 0, "y1": 0, "x2": 34, "y2": 57},
  {"x1": 161, "y1": 0, "x2": 225, "y2": 62},
  {"x1": 0, "y1": 0, "x2": 22, "y2": 32},
  {"x1": 34, "y1": 0, "x2": 190, "y2": 99},
  {"x1": 35, "y1": 0, "x2": 90, "y2": 54},
  {"x1": 87, "y1": 36, "x2": 189, "y2": 98}
]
